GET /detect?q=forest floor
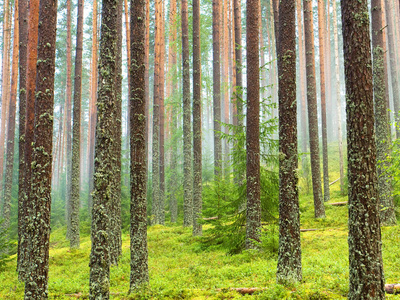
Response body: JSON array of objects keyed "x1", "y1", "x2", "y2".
[{"x1": 1, "y1": 149, "x2": 400, "y2": 299}]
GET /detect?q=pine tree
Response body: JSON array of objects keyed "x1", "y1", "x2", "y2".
[
  {"x1": 317, "y1": 0, "x2": 330, "y2": 202},
  {"x1": 371, "y1": 0, "x2": 396, "y2": 226},
  {"x1": 17, "y1": 0, "x2": 28, "y2": 282},
  {"x1": 245, "y1": 0, "x2": 261, "y2": 250},
  {"x1": 24, "y1": 0, "x2": 58, "y2": 295},
  {"x1": 70, "y1": 0, "x2": 85, "y2": 249},
  {"x1": 192, "y1": 0, "x2": 202, "y2": 236},
  {"x1": 129, "y1": 0, "x2": 148, "y2": 290},
  {"x1": 182, "y1": 0, "x2": 193, "y2": 227},
  {"x1": 89, "y1": 0, "x2": 119, "y2": 296},
  {"x1": 303, "y1": 0, "x2": 325, "y2": 218},
  {"x1": 276, "y1": 0, "x2": 302, "y2": 284},
  {"x1": 341, "y1": 0, "x2": 386, "y2": 296}
]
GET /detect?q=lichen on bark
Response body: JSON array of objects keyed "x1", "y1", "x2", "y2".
[{"x1": 276, "y1": 0, "x2": 302, "y2": 284}]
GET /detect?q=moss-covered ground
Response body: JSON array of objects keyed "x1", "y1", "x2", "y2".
[{"x1": 1, "y1": 145, "x2": 399, "y2": 299}]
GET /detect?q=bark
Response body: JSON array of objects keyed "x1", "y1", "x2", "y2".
[
  {"x1": 159, "y1": 1, "x2": 166, "y2": 225},
  {"x1": 272, "y1": 0, "x2": 279, "y2": 54},
  {"x1": 371, "y1": 0, "x2": 397, "y2": 226},
  {"x1": 0, "y1": 0, "x2": 11, "y2": 190},
  {"x1": 385, "y1": 0, "x2": 400, "y2": 138},
  {"x1": 23, "y1": 0, "x2": 57, "y2": 295},
  {"x1": 124, "y1": 0, "x2": 131, "y2": 188},
  {"x1": 182, "y1": 0, "x2": 193, "y2": 227},
  {"x1": 213, "y1": 0, "x2": 222, "y2": 178},
  {"x1": 302, "y1": 0, "x2": 325, "y2": 218},
  {"x1": 89, "y1": 0, "x2": 119, "y2": 296},
  {"x1": 20, "y1": 0, "x2": 39, "y2": 282},
  {"x1": 192, "y1": 0, "x2": 202, "y2": 236},
  {"x1": 2, "y1": 0, "x2": 19, "y2": 231},
  {"x1": 66, "y1": 0, "x2": 73, "y2": 239},
  {"x1": 317, "y1": 0, "x2": 330, "y2": 202},
  {"x1": 223, "y1": 0, "x2": 230, "y2": 170},
  {"x1": 233, "y1": 0, "x2": 242, "y2": 127},
  {"x1": 88, "y1": 0, "x2": 98, "y2": 217},
  {"x1": 276, "y1": 0, "x2": 302, "y2": 284},
  {"x1": 296, "y1": 0, "x2": 308, "y2": 171},
  {"x1": 331, "y1": 0, "x2": 344, "y2": 193},
  {"x1": 109, "y1": 0, "x2": 123, "y2": 265},
  {"x1": 144, "y1": 0, "x2": 150, "y2": 172},
  {"x1": 341, "y1": 0, "x2": 386, "y2": 297},
  {"x1": 245, "y1": 0, "x2": 261, "y2": 250},
  {"x1": 167, "y1": 0, "x2": 178, "y2": 223},
  {"x1": 70, "y1": 0, "x2": 85, "y2": 249},
  {"x1": 152, "y1": 0, "x2": 161, "y2": 224},
  {"x1": 129, "y1": 0, "x2": 148, "y2": 290}
]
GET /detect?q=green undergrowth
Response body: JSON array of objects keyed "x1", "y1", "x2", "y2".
[{"x1": 1, "y1": 143, "x2": 399, "y2": 299}]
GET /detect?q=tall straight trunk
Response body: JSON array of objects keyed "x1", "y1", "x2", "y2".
[
  {"x1": 381, "y1": 0, "x2": 391, "y2": 130},
  {"x1": 192, "y1": 0, "x2": 202, "y2": 236},
  {"x1": 20, "y1": 0, "x2": 40, "y2": 282},
  {"x1": 277, "y1": 0, "x2": 302, "y2": 284},
  {"x1": 152, "y1": 0, "x2": 161, "y2": 224},
  {"x1": 371, "y1": 0, "x2": 397, "y2": 226},
  {"x1": 65, "y1": 0, "x2": 73, "y2": 239},
  {"x1": 1, "y1": 0, "x2": 19, "y2": 231},
  {"x1": 110, "y1": 0, "x2": 123, "y2": 264},
  {"x1": 167, "y1": 0, "x2": 178, "y2": 223},
  {"x1": 272, "y1": 0, "x2": 279, "y2": 54},
  {"x1": 233, "y1": 0, "x2": 242, "y2": 128},
  {"x1": 385, "y1": 0, "x2": 400, "y2": 138},
  {"x1": 145, "y1": 0, "x2": 150, "y2": 171},
  {"x1": 296, "y1": 0, "x2": 307, "y2": 166},
  {"x1": 87, "y1": 0, "x2": 98, "y2": 216},
  {"x1": 213, "y1": 0, "x2": 222, "y2": 178},
  {"x1": 317, "y1": 0, "x2": 330, "y2": 202},
  {"x1": 0, "y1": 0, "x2": 12, "y2": 189},
  {"x1": 303, "y1": 0, "x2": 325, "y2": 218},
  {"x1": 129, "y1": 0, "x2": 148, "y2": 289},
  {"x1": 245, "y1": 0, "x2": 261, "y2": 250},
  {"x1": 324, "y1": 0, "x2": 332, "y2": 140},
  {"x1": 331, "y1": 0, "x2": 344, "y2": 193},
  {"x1": 223, "y1": 0, "x2": 230, "y2": 170},
  {"x1": 24, "y1": 0, "x2": 57, "y2": 295},
  {"x1": 341, "y1": 0, "x2": 385, "y2": 297},
  {"x1": 70, "y1": 0, "x2": 84, "y2": 249},
  {"x1": 124, "y1": 0, "x2": 131, "y2": 187},
  {"x1": 159, "y1": 1, "x2": 166, "y2": 225},
  {"x1": 182, "y1": 0, "x2": 193, "y2": 227},
  {"x1": 89, "y1": 0, "x2": 118, "y2": 296}
]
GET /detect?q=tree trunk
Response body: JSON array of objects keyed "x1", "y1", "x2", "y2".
[
  {"x1": 23, "y1": 0, "x2": 57, "y2": 295},
  {"x1": 0, "y1": 0, "x2": 12, "y2": 190},
  {"x1": 109, "y1": 0, "x2": 123, "y2": 265},
  {"x1": 159, "y1": 1, "x2": 166, "y2": 225},
  {"x1": 303, "y1": 0, "x2": 325, "y2": 218},
  {"x1": 167, "y1": 0, "x2": 178, "y2": 223},
  {"x1": 276, "y1": 0, "x2": 302, "y2": 284},
  {"x1": 182, "y1": 0, "x2": 193, "y2": 227},
  {"x1": 1, "y1": 0, "x2": 19, "y2": 232},
  {"x1": 70, "y1": 0, "x2": 84, "y2": 249},
  {"x1": 2, "y1": 0, "x2": 19, "y2": 232},
  {"x1": 331, "y1": 0, "x2": 344, "y2": 194},
  {"x1": 213, "y1": 0, "x2": 222, "y2": 179},
  {"x1": 152, "y1": 0, "x2": 161, "y2": 224},
  {"x1": 65, "y1": 0, "x2": 73, "y2": 240},
  {"x1": 20, "y1": 0, "x2": 40, "y2": 282},
  {"x1": 89, "y1": 0, "x2": 119, "y2": 296},
  {"x1": 317, "y1": 0, "x2": 330, "y2": 202},
  {"x1": 87, "y1": 0, "x2": 98, "y2": 217},
  {"x1": 385, "y1": 0, "x2": 400, "y2": 138},
  {"x1": 296, "y1": 0, "x2": 308, "y2": 176},
  {"x1": 192, "y1": 0, "x2": 202, "y2": 236},
  {"x1": 129, "y1": 0, "x2": 148, "y2": 290},
  {"x1": 233, "y1": 0, "x2": 242, "y2": 128},
  {"x1": 245, "y1": 0, "x2": 261, "y2": 250},
  {"x1": 341, "y1": 0, "x2": 386, "y2": 297},
  {"x1": 371, "y1": 0, "x2": 397, "y2": 226},
  {"x1": 16, "y1": 7, "x2": 29, "y2": 280}
]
